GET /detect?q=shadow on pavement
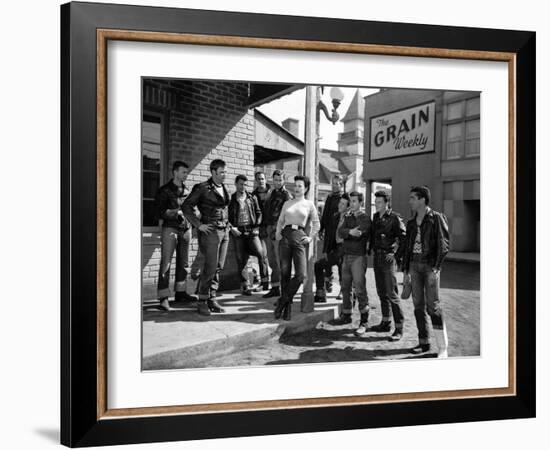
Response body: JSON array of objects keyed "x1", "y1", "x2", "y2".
[
  {"x1": 265, "y1": 346, "x2": 429, "y2": 365},
  {"x1": 279, "y1": 327, "x2": 390, "y2": 348}
]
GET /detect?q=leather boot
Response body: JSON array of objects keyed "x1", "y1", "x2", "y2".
[
  {"x1": 314, "y1": 293, "x2": 327, "y2": 303},
  {"x1": 197, "y1": 301, "x2": 211, "y2": 316},
  {"x1": 274, "y1": 297, "x2": 287, "y2": 319},
  {"x1": 207, "y1": 299, "x2": 225, "y2": 313},
  {"x1": 282, "y1": 302, "x2": 292, "y2": 321},
  {"x1": 370, "y1": 320, "x2": 391, "y2": 332},
  {"x1": 175, "y1": 291, "x2": 198, "y2": 303},
  {"x1": 263, "y1": 286, "x2": 280, "y2": 298}
]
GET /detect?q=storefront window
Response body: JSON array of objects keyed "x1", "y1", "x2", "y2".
[
  {"x1": 444, "y1": 95, "x2": 480, "y2": 160},
  {"x1": 142, "y1": 113, "x2": 164, "y2": 227},
  {"x1": 446, "y1": 101, "x2": 463, "y2": 120},
  {"x1": 446, "y1": 123, "x2": 463, "y2": 159},
  {"x1": 466, "y1": 97, "x2": 480, "y2": 116},
  {"x1": 465, "y1": 119, "x2": 480, "y2": 156}
]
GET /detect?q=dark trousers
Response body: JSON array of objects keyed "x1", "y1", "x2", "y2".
[
  {"x1": 157, "y1": 226, "x2": 190, "y2": 299},
  {"x1": 314, "y1": 246, "x2": 342, "y2": 296},
  {"x1": 197, "y1": 228, "x2": 229, "y2": 301},
  {"x1": 373, "y1": 252, "x2": 404, "y2": 328},
  {"x1": 341, "y1": 254, "x2": 368, "y2": 314},
  {"x1": 410, "y1": 257, "x2": 445, "y2": 344},
  {"x1": 265, "y1": 225, "x2": 281, "y2": 287},
  {"x1": 232, "y1": 233, "x2": 269, "y2": 289},
  {"x1": 279, "y1": 228, "x2": 308, "y2": 304}
]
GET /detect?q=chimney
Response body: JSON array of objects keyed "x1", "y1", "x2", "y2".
[{"x1": 282, "y1": 117, "x2": 299, "y2": 138}]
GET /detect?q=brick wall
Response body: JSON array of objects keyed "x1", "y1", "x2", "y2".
[{"x1": 142, "y1": 79, "x2": 255, "y2": 301}]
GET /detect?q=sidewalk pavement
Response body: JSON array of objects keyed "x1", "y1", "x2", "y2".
[{"x1": 142, "y1": 290, "x2": 342, "y2": 370}]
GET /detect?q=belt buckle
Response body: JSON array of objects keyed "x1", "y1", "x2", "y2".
[{"x1": 291, "y1": 224, "x2": 299, "y2": 230}]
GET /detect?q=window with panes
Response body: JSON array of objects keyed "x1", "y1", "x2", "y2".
[
  {"x1": 443, "y1": 96, "x2": 480, "y2": 160},
  {"x1": 142, "y1": 112, "x2": 166, "y2": 228}
]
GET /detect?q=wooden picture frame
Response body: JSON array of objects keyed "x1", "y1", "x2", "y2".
[{"x1": 61, "y1": 1, "x2": 535, "y2": 447}]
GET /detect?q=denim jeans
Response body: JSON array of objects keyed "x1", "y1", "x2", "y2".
[
  {"x1": 341, "y1": 254, "x2": 368, "y2": 314},
  {"x1": 197, "y1": 228, "x2": 229, "y2": 300},
  {"x1": 314, "y1": 246, "x2": 342, "y2": 296},
  {"x1": 232, "y1": 233, "x2": 269, "y2": 288},
  {"x1": 410, "y1": 257, "x2": 444, "y2": 344},
  {"x1": 265, "y1": 224, "x2": 281, "y2": 287},
  {"x1": 373, "y1": 252, "x2": 404, "y2": 328},
  {"x1": 279, "y1": 227, "x2": 308, "y2": 304},
  {"x1": 157, "y1": 226, "x2": 190, "y2": 299}
]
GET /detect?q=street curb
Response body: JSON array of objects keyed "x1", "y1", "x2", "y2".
[
  {"x1": 143, "y1": 324, "x2": 285, "y2": 370},
  {"x1": 283, "y1": 303, "x2": 342, "y2": 335},
  {"x1": 143, "y1": 303, "x2": 341, "y2": 370}
]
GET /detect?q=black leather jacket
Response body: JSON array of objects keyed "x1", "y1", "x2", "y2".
[
  {"x1": 182, "y1": 178, "x2": 231, "y2": 228},
  {"x1": 228, "y1": 191, "x2": 262, "y2": 229},
  {"x1": 323, "y1": 212, "x2": 343, "y2": 254},
  {"x1": 263, "y1": 187, "x2": 292, "y2": 226},
  {"x1": 370, "y1": 209, "x2": 406, "y2": 256},
  {"x1": 338, "y1": 210, "x2": 372, "y2": 256},
  {"x1": 320, "y1": 191, "x2": 345, "y2": 233},
  {"x1": 155, "y1": 179, "x2": 190, "y2": 229},
  {"x1": 251, "y1": 183, "x2": 271, "y2": 215},
  {"x1": 401, "y1": 208, "x2": 450, "y2": 271}
]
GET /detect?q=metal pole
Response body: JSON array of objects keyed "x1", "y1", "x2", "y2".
[{"x1": 300, "y1": 86, "x2": 319, "y2": 313}]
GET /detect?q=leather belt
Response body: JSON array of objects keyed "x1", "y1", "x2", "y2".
[{"x1": 284, "y1": 224, "x2": 305, "y2": 231}]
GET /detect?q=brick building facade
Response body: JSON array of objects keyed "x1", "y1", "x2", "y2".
[{"x1": 141, "y1": 79, "x2": 256, "y2": 301}]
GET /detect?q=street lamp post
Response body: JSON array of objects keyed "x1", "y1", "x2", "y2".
[{"x1": 300, "y1": 86, "x2": 344, "y2": 313}]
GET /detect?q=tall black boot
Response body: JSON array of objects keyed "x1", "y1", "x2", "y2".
[
  {"x1": 274, "y1": 297, "x2": 287, "y2": 319},
  {"x1": 282, "y1": 302, "x2": 292, "y2": 321}
]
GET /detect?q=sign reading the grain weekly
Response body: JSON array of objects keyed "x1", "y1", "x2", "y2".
[{"x1": 369, "y1": 101, "x2": 436, "y2": 161}]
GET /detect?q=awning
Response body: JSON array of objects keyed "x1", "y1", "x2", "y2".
[
  {"x1": 248, "y1": 84, "x2": 303, "y2": 108},
  {"x1": 253, "y1": 109, "x2": 304, "y2": 164},
  {"x1": 254, "y1": 145, "x2": 302, "y2": 164}
]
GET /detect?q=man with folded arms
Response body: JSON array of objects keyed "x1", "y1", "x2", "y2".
[
  {"x1": 182, "y1": 159, "x2": 231, "y2": 316},
  {"x1": 332, "y1": 191, "x2": 371, "y2": 334},
  {"x1": 228, "y1": 174, "x2": 269, "y2": 296}
]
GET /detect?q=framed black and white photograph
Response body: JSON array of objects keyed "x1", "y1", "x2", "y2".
[{"x1": 60, "y1": 1, "x2": 535, "y2": 447}]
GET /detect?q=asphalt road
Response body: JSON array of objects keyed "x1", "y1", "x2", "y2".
[{"x1": 208, "y1": 261, "x2": 480, "y2": 367}]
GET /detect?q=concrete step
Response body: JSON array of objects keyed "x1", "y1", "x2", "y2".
[{"x1": 142, "y1": 293, "x2": 342, "y2": 370}]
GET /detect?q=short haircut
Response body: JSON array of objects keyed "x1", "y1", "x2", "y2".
[
  {"x1": 210, "y1": 159, "x2": 226, "y2": 172},
  {"x1": 172, "y1": 161, "x2": 189, "y2": 172},
  {"x1": 349, "y1": 191, "x2": 364, "y2": 203},
  {"x1": 374, "y1": 190, "x2": 391, "y2": 205},
  {"x1": 272, "y1": 169, "x2": 285, "y2": 179},
  {"x1": 255, "y1": 171, "x2": 265, "y2": 180},
  {"x1": 410, "y1": 185, "x2": 431, "y2": 205},
  {"x1": 294, "y1": 175, "x2": 311, "y2": 195},
  {"x1": 340, "y1": 193, "x2": 351, "y2": 206},
  {"x1": 235, "y1": 174, "x2": 248, "y2": 183}
]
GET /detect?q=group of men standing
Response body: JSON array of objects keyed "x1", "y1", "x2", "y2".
[{"x1": 154, "y1": 159, "x2": 450, "y2": 357}]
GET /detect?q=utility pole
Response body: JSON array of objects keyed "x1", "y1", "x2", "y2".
[{"x1": 300, "y1": 86, "x2": 320, "y2": 313}]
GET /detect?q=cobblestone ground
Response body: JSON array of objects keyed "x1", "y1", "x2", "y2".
[{"x1": 209, "y1": 261, "x2": 480, "y2": 367}]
